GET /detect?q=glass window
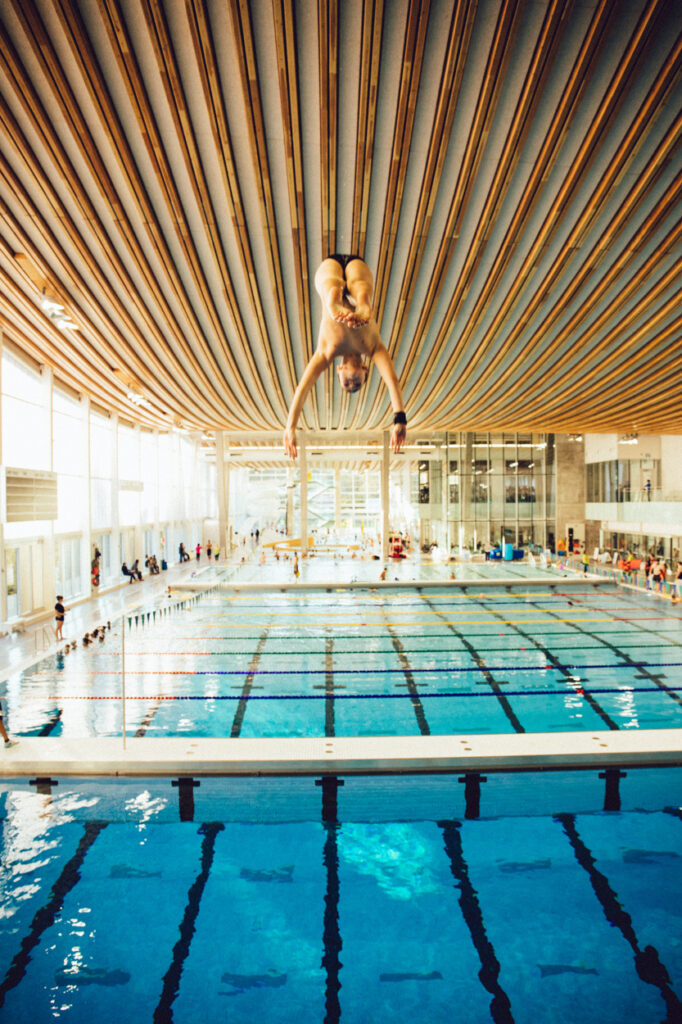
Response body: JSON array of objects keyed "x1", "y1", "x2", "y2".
[{"x1": 418, "y1": 461, "x2": 430, "y2": 504}]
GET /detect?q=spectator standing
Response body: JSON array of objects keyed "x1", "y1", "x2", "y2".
[
  {"x1": 195, "y1": 542, "x2": 202, "y2": 561},
  {"x1": 645, "y1": 478, "x2": 652, "y2": 500},
  {"x1": 0, "y1": 701, "x2": 17, "y2": 748},
  {"x1": 214, "y1": 544, "x2": 220, "y2": 562},
  {"x1": 55, "y1": 595, "x2": 66, "y2": 640},
  {"x1": 672, "y1": 562, "x2": 682, "y2": 603},
  {"x1": 206, "y1": 539, "x2": 212, "y2": 560},
  {"x1": 658, "y1": 560, "x2": 667, "y2": 595}
]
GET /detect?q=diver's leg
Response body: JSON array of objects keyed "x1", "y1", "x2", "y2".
[
  {"x1": 344, "y1": 259, "x2": 373, "y2": 325},
  {"x1": 315, "y1": 258, "x2": 348, "y2": 323}
]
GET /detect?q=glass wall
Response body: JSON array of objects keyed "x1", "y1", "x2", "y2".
[
  {"x1": 586, "y1": 459, "x2": 662, "y2": 502},
  {"x1": 0, "y1": 344, "x2": 212, "y2": 622},
  {"x1": 442, "y1": 432, "x2": 554, "y2": 551}
]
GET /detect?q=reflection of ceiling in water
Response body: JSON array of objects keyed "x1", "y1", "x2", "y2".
[
  {"x1": 0, "y1": 1, "x2": 680, "y2": 436},
  {"x1": 338, "y1": 823, "x2": 441, "y2": 900}
]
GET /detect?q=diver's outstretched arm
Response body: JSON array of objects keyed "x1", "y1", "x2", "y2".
[
  {"x1": 284, "y1": 350, "x2": 330, "y2": 458},
  {"x1": 372, "y1": 343, "x2": 407, "y2": 453}
]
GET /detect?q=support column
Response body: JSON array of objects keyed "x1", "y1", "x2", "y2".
[
  {"x1": 0, "y1": 330, "x2": 5, "y2": 623},
  {"x1": 300, "y1": 431, "x2": 308, "y2": 555},
  {"x1": 215, "y1": 432, "x2": 230, "y2": 556},
  {"x1": 381, "y1": 430, "x2": 390, "y2": 561},
  {"x1": 334, "y1": 468, "x2": 341, "y2": 531},
  {"x1": 555, "y1": 433, "x2": 585, "y2": 552},
  {"x1": 82, "y1": 395, "x2": 92, "y2": 594},
  {"x1": 42, "y1": 366, "x2": 56, "y2": 608},
  {"x1": 442, "y1": 439, "x2": 449, "y2": 554},
  {"x1": 111, "y1": 413, "x2": 120, "y2": 566}
]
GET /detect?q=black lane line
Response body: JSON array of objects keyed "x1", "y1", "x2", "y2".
[
  {"x1": 231, "y1": 630, "x2": 269, "y2": 737},
  {"x1": 38, "y1": 708, "x2": 62, "y2": 736},
  {"x1": 439, "y1": 820, "x2": 514, "y2": 1024},
  {"x1": 154, "y1": 822, "x2": 225, "y2": 1023},
  {"x1": 319, "y1": 777, "x2": 342, "y2": 1024},
  {"x1": 465, "y1": 586, "x2": 618, "y2": 731},
  {"x1": 135, "y1": 699, "x2": 164, "y2": 737},
  {"x1": 378, "y1": 597, "x2": 430, "y2": 735},
  {"x1": 325, "y1": 635, "x2": 335, "y2": 737},
  {"x1": 0, "y1": 820, "x2": 108, "y2": 1007},
  {"x1": 565, "y1": 592, "x2": 682, "y2": 710},
  {"x1": 422, "y1": 593, "x2": 524, "y2": 733},
  {"x1": 557, "y1": 814, "x2": 682, "y2": 1021}
]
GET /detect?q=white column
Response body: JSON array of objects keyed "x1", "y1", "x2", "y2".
[
  {"x1": 334, "y1": 467, "x2": 341, "y2": 530},
  {"x1": 0, "y1": 330, "x2": 5, "y2": 623},
  {"x1": 42, "y1": 366, "x2": 56, "y2": 607},
  {"x1": 442, "y1": 442, "x2": 449, "y2": 553},
  {"x1": 111, "y1": 413, "x2": 120, "y2": 565},
  {"x1": 381, "y1": 429, "x2": 390, "y2": 561},
  {"x1": 215, "y1": 431, "x2": 230, "y2": 555},
  {"x1": 300, "y1": 430, "x2": 308, "y2": 554},
  {"x1": 82, "y1": 394, "x2": 92, "y2": 593}
]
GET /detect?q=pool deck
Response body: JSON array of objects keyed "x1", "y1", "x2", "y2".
[{"x1": 2, "y1": 728, "x2": 681, "y2": 778}]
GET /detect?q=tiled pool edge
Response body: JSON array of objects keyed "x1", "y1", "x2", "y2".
[{"x1": 1, "y1": 728, "x2": 680, "y2": 778}]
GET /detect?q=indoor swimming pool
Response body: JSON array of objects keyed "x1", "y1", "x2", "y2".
[
  {"x1": 4, "y1": 579, "x2": 682, "y2": 741},
  {"x1": 0, "y1": 772, "x2": 679, "y2": 1023}
]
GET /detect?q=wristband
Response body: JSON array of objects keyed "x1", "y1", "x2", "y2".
[{"x1": 393, "y1": 411, "x2": 407, "y2": 425}]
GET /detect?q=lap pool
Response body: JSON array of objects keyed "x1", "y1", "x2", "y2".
[{"x1": 5, "y1": 579, "x2": 682, "y2": 740}]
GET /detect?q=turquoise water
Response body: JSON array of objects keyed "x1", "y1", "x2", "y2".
[
  {"x1": 6, "y1": 581, "x2": 682, "y2": 739},
  {"x1": 0, "y1": 773, "x2": 680, "y2": 1023}
]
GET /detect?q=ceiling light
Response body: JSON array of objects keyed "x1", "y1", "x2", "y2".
[
  {"x1": 618, "y1": 433, "x2": 638, "y2": 445},
  {"x1": 568, "y1": 433, "x2": 583, "y2": 442}
]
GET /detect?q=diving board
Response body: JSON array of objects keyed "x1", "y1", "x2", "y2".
[{"x1": 2, "y1": 728, "x2": 681, "y2": 778}]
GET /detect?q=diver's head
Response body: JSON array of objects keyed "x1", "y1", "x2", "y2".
[{"x1": 337, "y1": 355, "x2": 368, "y2": 392}]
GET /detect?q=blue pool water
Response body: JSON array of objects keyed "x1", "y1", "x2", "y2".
[
  {"x1": 0, "y1": 772, "x2": 680, "y2": 1023},
  {"x1": 5, "y1": 581, "x2": 682, "y2": 739}
]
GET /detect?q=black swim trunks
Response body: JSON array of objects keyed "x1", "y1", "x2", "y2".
[{"x1": 327, "y1": 253, "x2": 363, "y2": 272}]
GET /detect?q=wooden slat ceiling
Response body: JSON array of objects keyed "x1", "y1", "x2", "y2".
[{"x1": 0, "y1": 0, "x2": 680, "y2": 439}]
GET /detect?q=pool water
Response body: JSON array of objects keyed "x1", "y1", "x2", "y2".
[
  {"x1": 6, "y1": 581, "x2": 682, "y2": 740},
  {"x1": 0, "y1": 772, "x2": 680, "y2": 1023}
]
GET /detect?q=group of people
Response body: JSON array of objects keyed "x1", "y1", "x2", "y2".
[
  {"x1": 644, "y1": 555, "x2": 682, "y2": 598},
  {"x1": 184, "y1": 540, "x2": 220, "y2": 562},
  {"x1": 121, "y1": 560, "x2": 144, "y2": 583}
]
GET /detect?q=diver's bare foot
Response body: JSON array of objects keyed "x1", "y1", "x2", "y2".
[{"x1": 325, "y1": 287, "x2": 348, "y2": 323}]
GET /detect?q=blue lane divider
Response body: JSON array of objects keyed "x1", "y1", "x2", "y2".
[
  {"x1": 111, "y1": 661, "x2": 682, "y2": 676},
  {"x1": 122, "y1": 684, "x2": 682, "y2": 700}
]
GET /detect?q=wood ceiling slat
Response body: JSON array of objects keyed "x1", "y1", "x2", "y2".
[
  {"x1": 271, "y1": 0, "x2": 315, "y2": 416},
  {"x1": 19, "y1": 0, "x2": 261, "y2": 426},
  {"x1": 390, "y1": 0, "x2": 524, "y2": 399},
  {"x1": 0, "y1": 28, "x2": 218, "y2": 425},
  {"x1": 411, "y1": 0, "x2": 675, "y2": 424},
  {"x1": 402, "y1": 0, "x2": 618, "y2": 418},
  {"x1": 92, "y1": 0, "x2": 267, "y2": 426},
  {"x1": 185, "y1": 0, "x2": 293, "y2": 418},
  {"x1": 370, "y1": 0, "x2": 431, "y2": 331},
  {"x1": 227, "y1": 0, "x2": 319, "y2": 428},
  {"x1": 0, "y1": 0, "x2": 678, "y2": 439},
  {"x1": 0, "y1": 153, "x2": 212, "y2": 425},
  {"x1": 350, "y1": 0, "x2": 384, "y2": 259},
  {"x1": 318, "y1": 0, "x2": 338, "y2": 259},
  {"x1": 363, "y1": 0, "x2": 563, "y2": 432},
  {"x1": 140, "y1": 0, "x2": 284, "y2": 422},
  {"x1": 460, "y1": 190, "x2": 682, "y2": 424}
]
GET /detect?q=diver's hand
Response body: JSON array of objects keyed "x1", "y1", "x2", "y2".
[
  {"x1": 391, "y1": 422, "x2": 406, "y2": 454},
  {"x1": 283, "y1": 426, "x2": 298, "y2": 459}
]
